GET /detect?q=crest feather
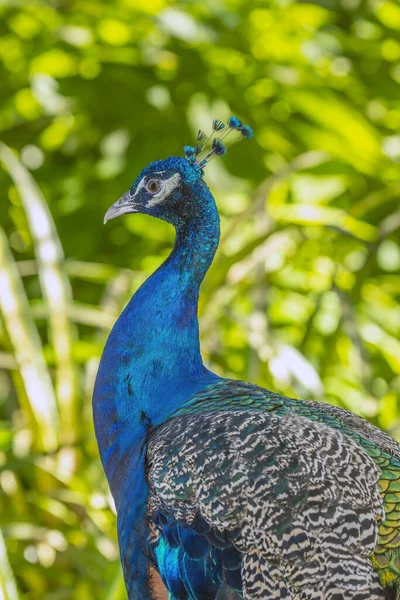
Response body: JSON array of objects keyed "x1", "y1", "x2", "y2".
[{"x1": 184, "y1": 115, "x2": 253, "y2": 171}]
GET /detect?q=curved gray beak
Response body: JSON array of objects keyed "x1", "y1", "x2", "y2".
[{"x1": 104, "y1": 191, "x2": 134, "y2": 224}]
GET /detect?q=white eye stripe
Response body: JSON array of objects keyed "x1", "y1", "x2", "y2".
[
  {"x1": 132, "y1": 176, "x2": 147, "y2": 199},
  {"x1": 147, "y1": 173, "x2": 181, "y2": 208}
]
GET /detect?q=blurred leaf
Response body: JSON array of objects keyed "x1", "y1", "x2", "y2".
[
  {"x1": 0, "y1": 530, "x2": 19, "y2": 600},
  {"x1": 0, "y1": 143, "x2": 79, "y2": 443},
  {"x1": 0, "y1": 226, "x2": 59, "y2": 451}
]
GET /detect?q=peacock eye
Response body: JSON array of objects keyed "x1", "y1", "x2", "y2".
[{"x1": 147, "y1": 179, "x2": 160, "y2": 194}]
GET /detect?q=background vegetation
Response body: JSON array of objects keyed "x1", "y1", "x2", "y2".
[{"x1": 0, "y1": 0, "x2": 399, "y2": 598}]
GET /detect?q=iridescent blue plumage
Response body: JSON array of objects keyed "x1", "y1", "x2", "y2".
[
  {"x1": 93, "y1": 118, "x2": 400, "y2": 600},
  {"x1": 94, "y1": 148, "x2": 223, "y2": 598}
]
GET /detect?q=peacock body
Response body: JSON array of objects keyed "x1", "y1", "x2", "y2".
[{"x1": 93, "y1": 119, "x2": 400, "y2": 600}]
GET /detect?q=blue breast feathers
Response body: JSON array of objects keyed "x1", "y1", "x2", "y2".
[{"x1": 151, "y1": 510, "x2": 242, "y2": 599}]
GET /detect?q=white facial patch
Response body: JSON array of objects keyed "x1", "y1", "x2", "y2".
[
  {"x1": 132, "y1": 176, "x2": 147, "y2": 200},
  {"x1": 147, "y1": 173, "x2": 181, "y2": 208}
]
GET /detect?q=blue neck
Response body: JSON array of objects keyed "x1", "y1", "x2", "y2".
[{"x1": 93, "y1": 184, "x2": 221, "y2": 503}]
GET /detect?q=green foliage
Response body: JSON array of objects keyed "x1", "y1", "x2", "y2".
[{"x1": 0, "y1": 0, "x2": 399, "y2": 597}]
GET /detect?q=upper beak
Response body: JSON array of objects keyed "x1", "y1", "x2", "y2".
[{"x1": 104, "y1": 191, "x2": 135, "y2": 224}]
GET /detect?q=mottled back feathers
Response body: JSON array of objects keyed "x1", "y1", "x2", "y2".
[{"x1": 147, "y1": 407, "x2": 385, "y2": 599}]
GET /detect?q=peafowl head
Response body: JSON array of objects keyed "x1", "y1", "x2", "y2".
[{"x1": 104, "y1": 117, "x2": 252, "y2": 228}]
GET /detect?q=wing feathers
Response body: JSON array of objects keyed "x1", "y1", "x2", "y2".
[{"x1": 148, "y1": 410, "x2": 384, "y2": 599}]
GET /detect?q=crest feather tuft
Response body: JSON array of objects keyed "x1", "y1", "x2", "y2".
[{"x1": 184, "y1": 115, "x2": 252, "y2": 171}]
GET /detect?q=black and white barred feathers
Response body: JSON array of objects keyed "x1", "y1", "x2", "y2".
[{"x1": 147, "y1": 409, "x2": 385, "y2": 599}]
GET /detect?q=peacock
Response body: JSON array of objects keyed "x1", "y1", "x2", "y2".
[{"x1": 93, "y1": 117, "x2": 400, "y2": 600}]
